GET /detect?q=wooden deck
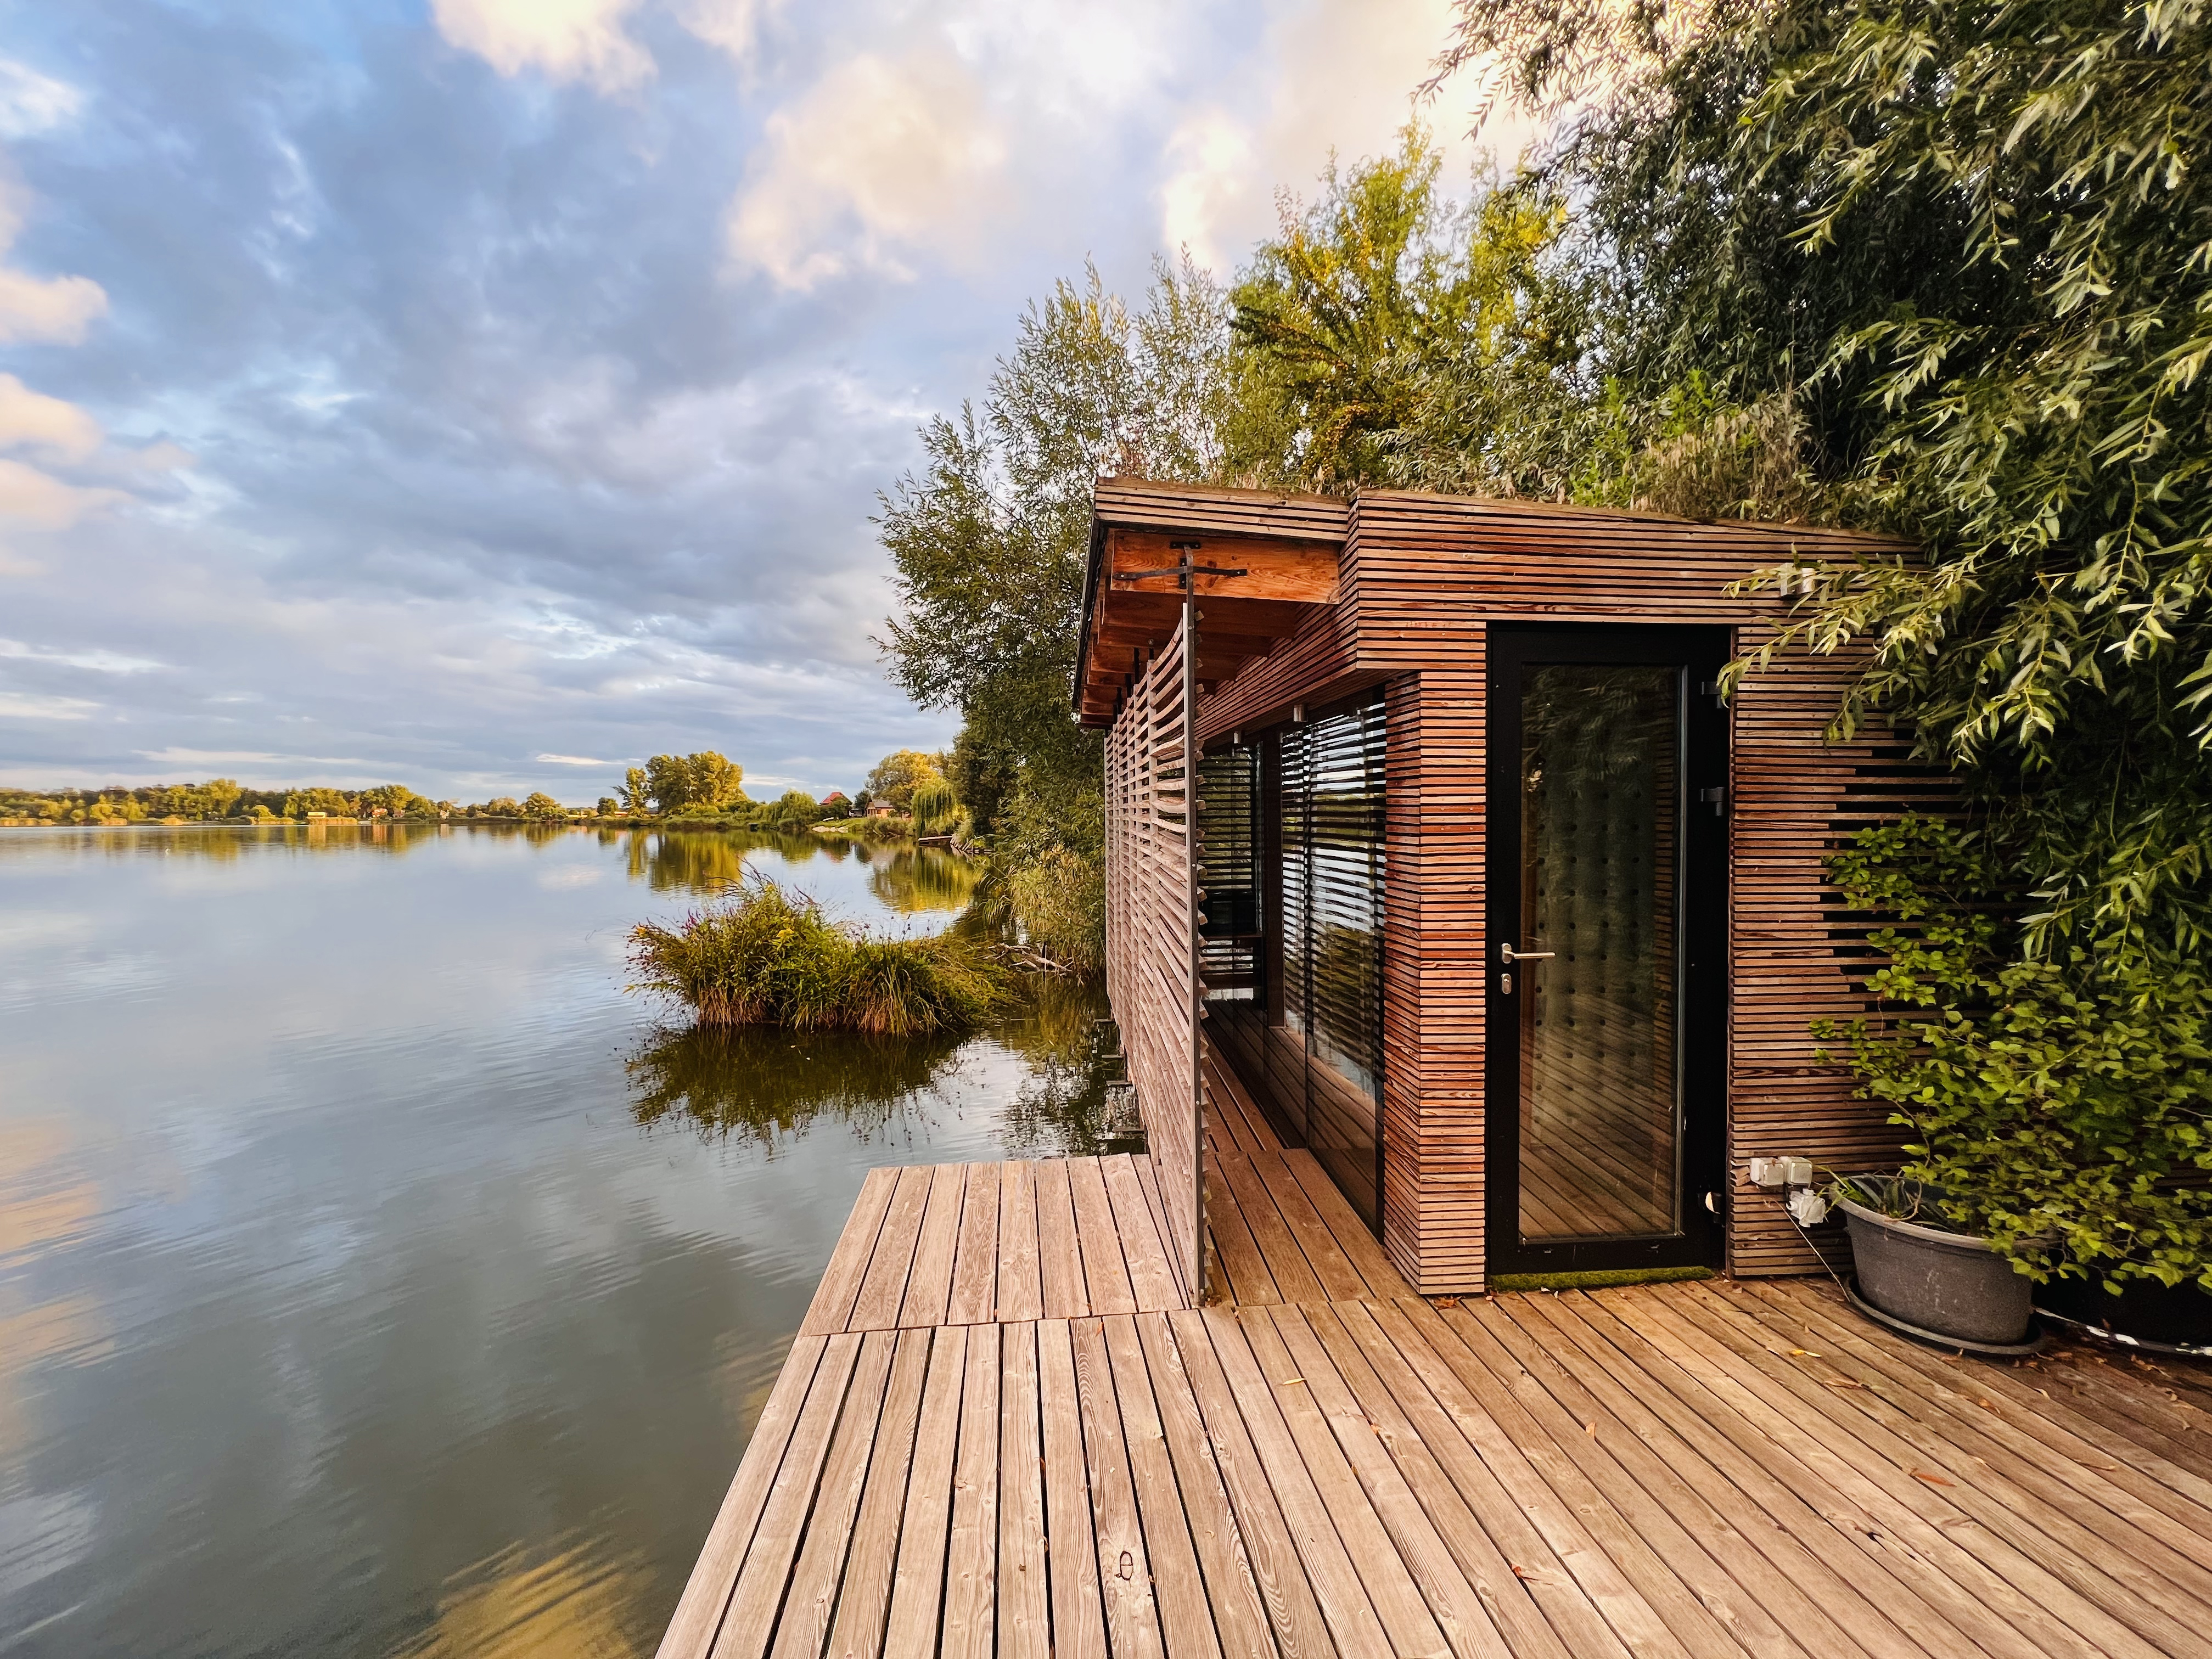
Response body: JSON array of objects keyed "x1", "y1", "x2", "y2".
[{"x1": 661, "y1": 1071, "x2": 2212, "y2": 1659}]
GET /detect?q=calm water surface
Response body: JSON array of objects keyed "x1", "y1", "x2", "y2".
[{"x1": 0, "y1": 825, "x2": 1122, "y2": 1658}]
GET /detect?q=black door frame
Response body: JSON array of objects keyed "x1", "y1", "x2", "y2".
[{"x1": 1485, "y1": 624, "x2": 1730, "y2": 1278}]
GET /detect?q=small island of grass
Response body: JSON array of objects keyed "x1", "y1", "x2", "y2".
[{"x1": 628, "y1": 877, "x2": 1004, "y2": 1037}]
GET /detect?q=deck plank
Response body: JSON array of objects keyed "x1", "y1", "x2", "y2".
[
  {"x1": 941, "y1": 1323, "x2": 1001, "y2": 1658},
  {"x1": 1073, "y1": 1156, "x2": 1141, "y2": 1317},
  {"x1": 669, "y1": 1153, "x2": 2212, "y2": 1659},
  {"x1": 1035, "y1": 1158, "x2": 1088, "y2": 1321},
  {"x1": 881, "y1": 1326, "x2": 966, "y2": 1659},
  {"x1": 767, "y1": 1329, "x2": 899, "y2": 1659},
  {"x1": 1167, "y1": 1309, "x2": 1341, "y2": 1659},
  {"x1": 822, "y1": 1328, "x2": 933, "y2": 1659},
  {"x1": 1072, "y1": 1315, "x2": 1167, "y2": 1659},
  {"x1": 1040, "y1": 1318, "x2": 1109, "y2": 1659},
  {"x1": 707, "y1": 1332, "x2": 866, "y2": 1659},
  {"x1": 899, "y1": 1161, "x2": 969, "y2": 1330},
  {"x1": 656, "y1": 1333, "x2": 830, "y2": 1659},
  {"x1": 1104, "y1": 1314, "x2": 1226, "y2": 1659},
  {"x1": 849, "y1": 1166, "x2": 933, "y2": 1332},
  {"x1": 947, "y1": 1161, "x2": 1002, "y2": 1326},
  {"x1": 996, "y1": 1161, "x2": 1043, "y2": 1324},
  {"x1": 801, "y1": 1168, "x2": 898, "y2": 1336},
  {"x1": 999, "y1": 1321, "x2": 1050, "y2": 1659},
  {"x1": 1103, "y1": 1155, "x2": 1183, "y2": 1313},
  {"x1": 1229, "y1": 1305, "x2": 1454, "y2": 1658}
]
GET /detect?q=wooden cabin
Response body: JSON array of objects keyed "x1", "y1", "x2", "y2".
[{"x1": 1081, "y1": 478, "x2": 1937, "y2": 1296}]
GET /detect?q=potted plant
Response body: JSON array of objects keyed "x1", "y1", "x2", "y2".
[{"x1": 1814, "y1": 819, "x2": 2212, "y2": 1350}]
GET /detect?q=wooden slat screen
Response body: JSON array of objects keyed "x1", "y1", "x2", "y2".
[
  {"x1": 1196, "y1": 746, "x2": 1259, "y2": 999},
  {"x1": 1104, "y1": 611, "x2": 1206, "y2": 1300}
]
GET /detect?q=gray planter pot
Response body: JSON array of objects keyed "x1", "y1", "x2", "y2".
[{"x1": 1834, "y1": 1190, "x2": 2033, "y2": 1346}]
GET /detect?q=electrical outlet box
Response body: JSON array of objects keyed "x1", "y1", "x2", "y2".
[{"x1": 1747, "y1": 1156, "x2": 1814, "y2": 1188}]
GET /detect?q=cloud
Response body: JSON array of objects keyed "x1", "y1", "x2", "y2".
[
  {"x1": 0, "y1": 374, "x2": 102, "y2": 462},
  {"x1": 0, "y1": 174, "x2": 106, "y2": 344},
  {"x1": 0, "y1": 458, "x2": 119, "y2": 530},
  {"x1": 429, "y1": 0, "x2": 654, "y2": 92},
  {"x1": 0, "y1": 692, "x2": 98, "y2": 720},
  {"x1": 0, "y1": 638, "x2": 163, "y2": 673},
  {"x1": 1155, "y1": 0, "x2": 1500, "y2": 274},
  {"x1": 536, "y1": 752, "x2": 617, "y2": 765},
  {"x1": 0, "y1": 58, "x2": 84, "y2": 139},
  {"x1": 729, "y1": 50, "x2": 1007, "y2": 289}
]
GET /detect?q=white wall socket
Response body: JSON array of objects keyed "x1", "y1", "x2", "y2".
[{"x1": 1747, "y1": 1156, "x2": 1814, "y2": 1188}]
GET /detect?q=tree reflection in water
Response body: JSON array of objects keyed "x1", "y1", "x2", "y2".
[
  {"x1": 865, "y1": 847, "x2": 981, "y2": 913},
  {"x1": 627, "y1": 974, "x2": 1146, "y2": 1159}
]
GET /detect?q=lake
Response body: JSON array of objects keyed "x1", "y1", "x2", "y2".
[{"x1": 0, "y1": 824, "x2": 1125, "y2": 1658}]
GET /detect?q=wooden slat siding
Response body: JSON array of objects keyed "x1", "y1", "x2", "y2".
[
  {"x1": 1094, "y1": 478, "x2": 1349, "y2": 544},
  {"x1": 1728, "y1": 640, "x2": 1938, "y2": 1274},
  {"x1": 657, "y1": 1334, "x2": 830, "y2": 1659},
  {"x1": 1172, "y1": 480, "x2": 1922, "y2": 1290},
  {"x1": 1105, "y1": 610, "x2": 1207, "y2": 1298},
  {"x1": 1378, "y1": 665, "x2": 1485, "y2": 1292}
]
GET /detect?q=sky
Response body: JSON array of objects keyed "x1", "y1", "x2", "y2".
[{"x1": 0, "y1": 0, "x2": 1496, "y2": 805}]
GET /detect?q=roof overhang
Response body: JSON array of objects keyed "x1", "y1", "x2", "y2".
[{"x1": 1075, "y1": 479, "x2": 1348, "y2": 728}]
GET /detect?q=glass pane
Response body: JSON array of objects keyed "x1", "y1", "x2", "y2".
[{"x1": 1518, "y1": 665, "x2": 1682, "y2": 1242}]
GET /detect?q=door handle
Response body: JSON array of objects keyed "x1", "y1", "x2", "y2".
[{"x1": 1499, "y1": 942, "x2": 1555, "y2": 965}]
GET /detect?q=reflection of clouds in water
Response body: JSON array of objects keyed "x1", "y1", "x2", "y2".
[
  {"x1": 0, "y1": 1121, "x2": 104, "y2": 1272},
  {"x1": 392, "y1": 1536, "x2": 646, "y2": 1659},
  {"x1": 0, "y1": 1489, "x2": 100, "y2": 1606},
  {"x1": 537, "y1": 864, "x2": 604, "y2": 890},
  {"x1": 0, "y1": 951, "x2": 166, "y2": 1014},
  {"x1": 0, "y1": 910, "x2": 96, "y2": 951}
]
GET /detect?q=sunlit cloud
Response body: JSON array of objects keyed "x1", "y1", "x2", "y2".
[
  {"x1": 729, "y1": 50, "x2": 1007, "y2": 289},
  {"x1": 429, "y1": 0, "x2": 655, "y2": 93},
  {"x1": 0, "y1": 173, "x2": 106, "y2": 345},
  {"x1": 536, "y1": 753, "x2": 618, "y2": 765},
  {"x1": 0, "y1": 692, "x2": 98, "y2": 720},
  {"x1": 0, "y1": 58, "x2": 84, "y2": 139},
  {"x1": 0, "y1": 638, "x2": 164, "y2": 673}
]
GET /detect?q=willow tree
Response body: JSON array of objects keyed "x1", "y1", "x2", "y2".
[{"x1": 878, "y1": 258, "x2": 1233, "y2": 966}]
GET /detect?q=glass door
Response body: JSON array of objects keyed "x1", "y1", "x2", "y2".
[{"x1": 1486, "y1": 626, "x2": 1728, "y2": 1276}]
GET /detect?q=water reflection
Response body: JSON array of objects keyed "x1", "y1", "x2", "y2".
[
  {"x1": 629, "y1": 975, "x2": 1139, "y2": 1160},
  {"x1": 0, "y1": 824, "x2": 1124, "y2": 1657},
  {"x1": 628, "y1": 1025, "x2": 966, "y2": 1147},
  {"x1": 865, "y1": 847, "x2": 981, "y2": 914}
]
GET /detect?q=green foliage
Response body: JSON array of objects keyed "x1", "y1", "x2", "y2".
[
  {"x1": 631, "y1": 751, "x2": 744, "y2": 816},
  {"x1": 910, "y1": 776, "x2": 960, "y2": 836},
  {"x1": 521, "y1": 792, "x2": 567, "y2": 819},
  {"x1": 862, "y1": 749, "x2": 944, "y2": 813},
  {"x1": 1816, "y1": 816, "x2": 2212, "y2": 1289},
  {"x1": 1226, "y1": 126, "x2": 1592, "y2": 496},
  {"x1": 626, "y1": 876, "x2": 1007, "y2": 1036},
  {"x1": 879, "y1": 258, "x2": 1232, "y2": 968}
]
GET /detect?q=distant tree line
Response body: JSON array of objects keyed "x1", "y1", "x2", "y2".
[
  {"x1": 0, "y1": 780, "x2": 580, "y2": 825},
  {"x1": 1, "y1": 746, "x2": 963, "y2": 833}
]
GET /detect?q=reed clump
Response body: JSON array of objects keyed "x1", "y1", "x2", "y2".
[{"x1": 627, "y1": 876, "x2": 1004, "y2": 1036}]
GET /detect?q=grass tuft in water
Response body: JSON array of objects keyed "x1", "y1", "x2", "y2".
[{"x1": 627, "y1": 874, "x2": 1006, "y2": 1036}]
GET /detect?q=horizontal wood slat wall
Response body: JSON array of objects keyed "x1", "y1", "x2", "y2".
[
  {"x1": 1160, "y1": 483, "x2": 1925, "y2": 1291},
  {"x1": 1105, "y1": 612, "x2": 1206, "y2": 1300}
]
